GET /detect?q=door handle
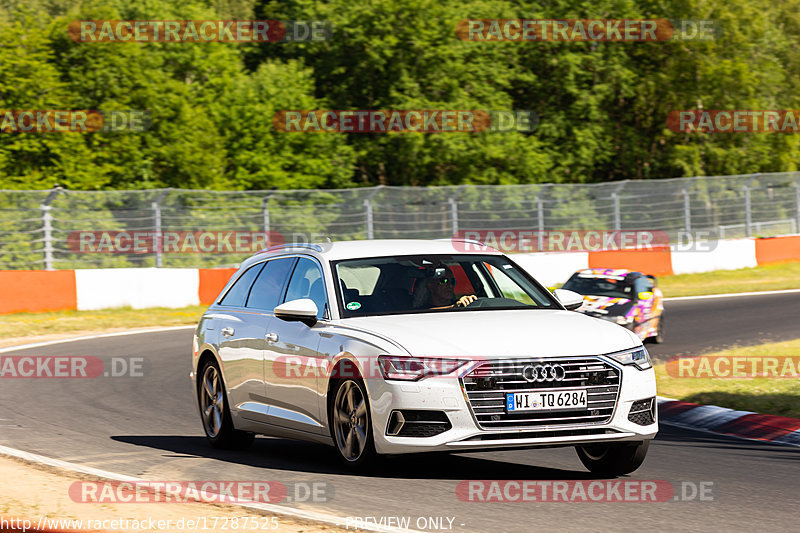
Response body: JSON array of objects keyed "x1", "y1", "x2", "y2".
[
  {"x1": 221, "y1": 327, "x2": 234, "y2": 337},
  {"x1": 265, "y1": 332, "x2": 279, "y2": 343}
]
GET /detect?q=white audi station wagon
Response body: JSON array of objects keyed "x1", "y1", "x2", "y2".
[{"x1": 191, "y1": 240, "x2": 657, "y2": 474}]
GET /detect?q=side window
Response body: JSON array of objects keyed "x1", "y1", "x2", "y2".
[
  {"x1": 219, "y1": 263, "x2": 264, "y2": 307},
  {"x1": 284, "y1": 257, "x2": 327, "y2": 318},
  {"x1": 245, "y1": 257, "x2": 296, "y2": 311},
  {"x1": 634, "y1": 276, "x2": 653, "y2": 294},
  {"x1": 482, "y1": 262, "x2": 535, "y2": 305}
]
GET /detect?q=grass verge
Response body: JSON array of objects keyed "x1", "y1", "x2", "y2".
[
  {"x1": 655, "y1": 338, "x2": 800, "y2": 418},
  {"x1": 658, "y1": 261, "x2": 800, "y2": 297},
  {"x1": 0, "y1": 306, "x2": 205, "y2": 347}
]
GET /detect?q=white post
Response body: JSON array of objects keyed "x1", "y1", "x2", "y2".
[
  {"x1": 743, "y1": 186, "x2": 752, "y2": 237},
  {"x1": 795, "y1": 182, "x2": 800, "y2": 234},
  {"x1": 152, "y1": 201, "x2": 162, "y2": 267},
  {"x1": 537, "y1": 196, "x2": 545, "y2": 252},
  {"x1": 449, "y1": 197, "x2": 458, "y2": 234},
  {"x1": 41, "y1": 205, "x2": 53, "y2": 270},
  {"x1": 683, "y1": 189, "x2": 692, "y2": 232},
  {"x1": 364, "y1": 199, "x2": 374, "y2": 239}
]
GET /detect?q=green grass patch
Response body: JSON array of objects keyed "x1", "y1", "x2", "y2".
[
  {"x1": 655, "y1": 338, "x2": 800, "y2": 418},
  {"x1": 658, "y1": 261, "x2": 800, "y2": 297},
  {"x1": 0, "y1": 305, "x2": 206, "y2": 342}
]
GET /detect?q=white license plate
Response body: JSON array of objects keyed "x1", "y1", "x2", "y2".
[{"x1": 506, "y1": 389, "x2": 588, "y2": 412}]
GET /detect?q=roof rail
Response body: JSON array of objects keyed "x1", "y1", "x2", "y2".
[
  {"x1": 436, "y1": 237, "x2": 494, "y2": 249},
  {"x1": 262, "y1": 242, "x2": 324, "y2": 253}
]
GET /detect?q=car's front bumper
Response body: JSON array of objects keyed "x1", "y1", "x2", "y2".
[{"x1": 366, "y1": 358, "x2": 657, "y2": 454}]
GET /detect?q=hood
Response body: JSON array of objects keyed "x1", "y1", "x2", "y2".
[
  {"x1": 339, "y1": 309, "x2": 640, "y2": 358},
  {"x1": 577, "y1": 295, "x2": 633, "y2": 317}
]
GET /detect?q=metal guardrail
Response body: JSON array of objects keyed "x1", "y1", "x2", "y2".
[{"x1": 1, "y1": 172, "x2": 800, "y2": 269}]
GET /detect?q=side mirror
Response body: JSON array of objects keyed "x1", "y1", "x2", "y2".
[
  {"x1": 274, "y1": 298, "x2": 318, "y2": 326},
  {"x1": 553, "y1": 289, "x2": 584, "y2": 311}
]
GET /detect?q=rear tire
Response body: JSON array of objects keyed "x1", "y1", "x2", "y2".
[
  {"x1": 576, "y1": 440, "x2": 650, "y2": 476},
  {"x1": 198, "y1": 359, "x2": 254, "y2": 450}
]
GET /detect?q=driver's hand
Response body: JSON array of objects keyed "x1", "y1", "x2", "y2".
[{"x1": 455, "y1": 295, "x2": 478, "y2": 307}]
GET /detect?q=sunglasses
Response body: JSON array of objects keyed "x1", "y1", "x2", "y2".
[{"x1": 435, "y1": 277, "x2": 455, "y2": 286}]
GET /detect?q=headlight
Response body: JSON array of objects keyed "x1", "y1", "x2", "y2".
[
  {"x1": 377, "y1": 355, "x2": 470, "y2": 381},
  {"x1": 607, "y1": 346, "x2": 651, "y2": 370},
  {"x1": 613, "y1": 315, "x2": 634, "y2": 325}
]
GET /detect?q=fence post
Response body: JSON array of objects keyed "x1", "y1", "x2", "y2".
[
  {"x1": 364, "y1": 199, "x2": 374, "y2": 239},
  {"x1": 537, "y1": 196, "x2": 545, "y2": 251},
  {"x1": 152, "y1": 200, "x2": 162, "y2": 267},
  {"x1": 612, "y1": 192, "x2": 621, "y2": 231},
  {"x1": 262, "y1": 200, "x2": 270, "y2": 235},
  {"x1": 39, "y1": 186, "x2": 62, "y2": 270},
  {"x1": 743, "y1": 185, "x2": 752, "y2": 237},
  {"x1": 795, "y1": 181, "x2": 800, "y2": 234},
  {"x1": 262, "y1": 186, "x2": 277, "y2": 239},
  {"x1": 682, "y1": 188, "x2": 692, "y2": 232},
  {"x1": 40, "y1": 205, "x2": 53, "y2": 270},
  {"x1": 449, "y1": 197, "x2": 458, "y2": 234}
]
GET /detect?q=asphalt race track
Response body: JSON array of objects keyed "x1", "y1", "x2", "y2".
[
  {"x1": 1, "y1": 292, "x2": 799, "y2": 532},
  {"x1": 648, "y1": 290, "x2": 800, "y2": 360}
]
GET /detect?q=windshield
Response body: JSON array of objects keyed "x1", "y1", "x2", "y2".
[
  {"x1": 333, "y1": 254, "x2": 559, "y2": 317},
  {"x1": 562, "y1": 273, "x2": 634, "y2": 299}
]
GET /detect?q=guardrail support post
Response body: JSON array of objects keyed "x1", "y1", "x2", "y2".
[
  {"x1": 40, "y1": 205, "x2": 53, "y2": 270},
  {"x1": 537, "y1": 196, "x2": 545, "y2": 251},
  {"x1": 152, "y1": 201, "x2": 162, "y2": 267},
  {"x1": 364, "y1": 199, "x2": 374, "y2": 239},
  {"x1": 795, "y1": 181, "x2": 800, "y2": 234},
  {"x1": 743, "y1": 185, "x2": 752, "y2": 237},
  {"x1": 449, "y1": 197, "x2": 458, "y2": 234},
  {"x1": 683, "y1": 188, "x2": 692, "y2": 232}
]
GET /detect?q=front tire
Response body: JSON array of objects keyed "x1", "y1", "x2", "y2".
[
  {"x1": 330, "y1": 378, "x2": 376, "y2": 468},
  {"x1": 576, "y1": 440, "x2": 650, "y2": 476},
  {"x1": 652, "y1": 316, "x2": 664, "y2": 344},
  {"x1": 198, "y1": 359, "x2": 254, "y2": 450}
]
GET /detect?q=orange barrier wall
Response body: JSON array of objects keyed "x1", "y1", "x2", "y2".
[
  {"x1": 198, "y1": 268, "x2": 237, "y2": 305},
  {"x1": 0, "y1": 270, "x2": 77, "y2": 314},
  {"x1": 3, "y1": 234, "x2": 800, "y2": 315},
  {"x1": 588, "y1": 247, "x2": 674, "y2": 276},
  {"x1": 755, "y1": 235, "x2": 800, "y2": 265}
]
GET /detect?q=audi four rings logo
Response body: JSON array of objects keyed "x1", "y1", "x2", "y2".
[{"x1": 522, "y1": 363, "x2": 566, "y2": 382}]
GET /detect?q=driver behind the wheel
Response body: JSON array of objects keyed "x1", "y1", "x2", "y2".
[{"x1": 422, "y1": 266, "x2": 477, "y2": 309}]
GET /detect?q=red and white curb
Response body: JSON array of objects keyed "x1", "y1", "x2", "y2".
[{"x1": 657, "y1": 396, "x2": 800, "y2": 447}]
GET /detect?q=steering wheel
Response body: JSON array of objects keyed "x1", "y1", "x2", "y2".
[
  {"x1": 464, "y1": 297, "x2": 491, "y2": 308},
  {"x1": 464, "y1": 297, "x2": 527, "y2": 308}
]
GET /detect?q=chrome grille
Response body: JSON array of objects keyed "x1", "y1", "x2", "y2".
[{"x1": 461, "y1": 357, "x2": 620, "y2": 430}]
